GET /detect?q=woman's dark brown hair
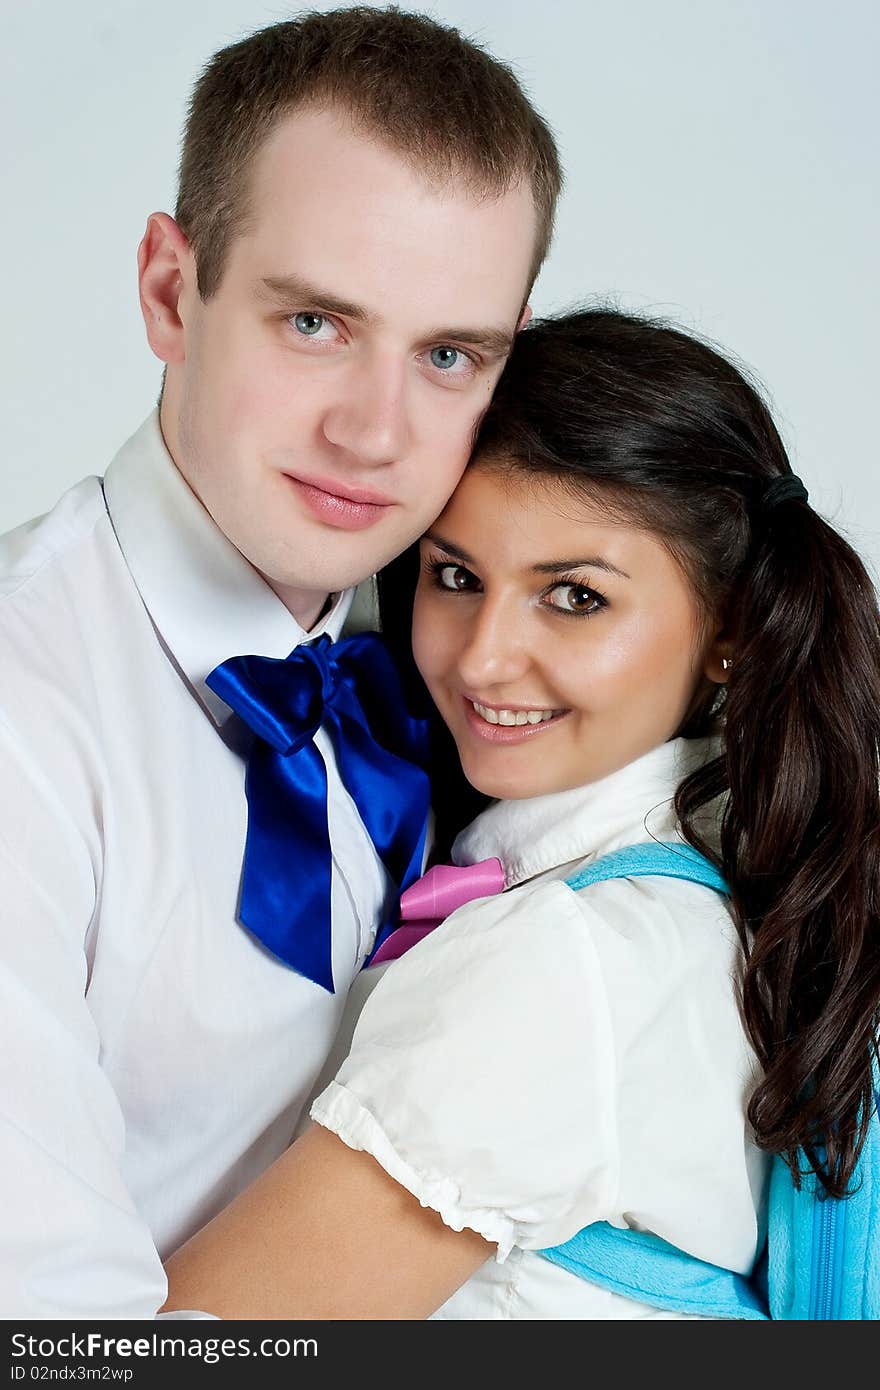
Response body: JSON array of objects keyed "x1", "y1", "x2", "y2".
[{"x1": 379, "y1": 307, "x2": 880, "y2": 1199}]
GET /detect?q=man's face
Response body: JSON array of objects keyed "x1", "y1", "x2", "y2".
[{"x1": 159, "y1": 107, "x2": 537, "y2": 623}]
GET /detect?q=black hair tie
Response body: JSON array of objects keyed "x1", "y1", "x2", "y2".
[{"x1": 760, "y1": 474, "x2": 809, "y2": 512}]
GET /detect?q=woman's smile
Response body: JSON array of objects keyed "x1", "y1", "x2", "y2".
[{"x1": 462, "y1": 696, "x2": 570, "y2": 741}]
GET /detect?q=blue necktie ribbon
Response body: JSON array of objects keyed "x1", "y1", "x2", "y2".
[{"x1": 206, "y1": 632, "x2": 432, "y2": 993}]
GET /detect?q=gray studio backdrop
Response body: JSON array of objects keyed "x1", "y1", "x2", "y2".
[{"x1": 4, "y1": 1, "x2": 878, "y2": 577}]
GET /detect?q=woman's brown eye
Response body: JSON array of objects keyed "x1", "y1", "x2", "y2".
[
  {"x1": 546, "y1": 583, "x2": 604, "y2": 614},
  {"x1": 439, "y1": 565, "x2": 475, "y2": 591}
]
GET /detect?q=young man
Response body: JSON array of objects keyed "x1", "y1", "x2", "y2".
[{"x1": 0, "y1": 9, "x2": 560, "y2": 1318}]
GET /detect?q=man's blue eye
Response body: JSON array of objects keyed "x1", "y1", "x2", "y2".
[
  {"x1": 294, "y1": 312, "x2": 324, "y2": 336},
  {"x1": 430, "y1": 346, "x2": 460, "y2": 370}
]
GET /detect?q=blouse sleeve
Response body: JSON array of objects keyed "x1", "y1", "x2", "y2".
[{"x1": 310, "y1": 879, "x2": 620, "y2": 1260}]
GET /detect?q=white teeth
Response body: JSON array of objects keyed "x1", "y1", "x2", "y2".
[{"x1": 471, "y1": 701, "x2": 556, "y2": 727}]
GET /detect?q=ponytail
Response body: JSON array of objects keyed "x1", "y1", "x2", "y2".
[{"x1": 680, "y1": 488, "x2": 880, "y2": 1197}]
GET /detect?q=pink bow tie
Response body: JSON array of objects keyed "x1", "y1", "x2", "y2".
[{"x1": 369, "y1": 858, "x2": 505, "y2": 966}]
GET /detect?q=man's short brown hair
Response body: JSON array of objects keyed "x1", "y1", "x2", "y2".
[{"x1": 175, "y1": 5, "x2": 563, "y2": 299}]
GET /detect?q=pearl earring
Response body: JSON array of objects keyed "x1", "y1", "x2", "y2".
[{"x1": 722, "y1": 658, "x2": 733, "y2": 672}]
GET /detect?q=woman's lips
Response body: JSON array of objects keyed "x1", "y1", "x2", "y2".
[
  {"x1": 283, "y1": 474, "x2": 392, "y2": 531},
  {"x1": 460, "y1": 696, "x2": 570, "y2": 743}
]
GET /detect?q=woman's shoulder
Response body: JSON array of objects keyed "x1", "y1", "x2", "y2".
[
  {"x1": 346, "y1": 859, "x2": 739, "y2": 1056},
  {"x1": 557, "y1": 851, "x2": 738, "y2": 959},
  {"x1": 441, "y1": 847, "x2": 738, "y2": 970}
]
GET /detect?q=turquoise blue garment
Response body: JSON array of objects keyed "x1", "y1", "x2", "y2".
[
  {"x1": 561, "y1": 840, "x2": 729, "y2": 898},
  {"x1": 764, "y1": 1071, "x2": 880, "y2": 1319},
  {"x1": 539, "y1": 839, "x2": 880, "y2": 1321},
  {"x1": 541, "y1": 1221, "x2": 769, "y2": 1320}
]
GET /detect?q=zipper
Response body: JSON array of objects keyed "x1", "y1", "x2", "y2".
[
  {"x1": 808, "y1": 1082, "x2": 877, "y2": 1319},
  {"x1": 811, "y1": 1083, "x2": 879, "y2": 1318},
  {"x1": 810, "y1": 1188, "x2": 845, "y2": 1319}
]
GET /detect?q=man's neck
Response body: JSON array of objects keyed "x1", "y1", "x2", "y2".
[{"x1": 267, "y1": 580, "x2": 335, "y2": 632}]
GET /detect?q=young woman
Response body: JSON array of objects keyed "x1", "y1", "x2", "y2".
[{"x1": 162, "y1": 309, "x2": 880, "y2": 1320}]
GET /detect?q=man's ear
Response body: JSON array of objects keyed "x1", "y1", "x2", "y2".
[
  {"x1": 516, "y1": 304, "x2": 533, "y2": 332},
  {"x1": 137, "y1": 212, "x2": 195, "y2": 365}
]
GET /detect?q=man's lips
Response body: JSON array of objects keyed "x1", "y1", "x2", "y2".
[
  {"x1": 282, "y1": 472, "x2": 395, "y2": 507},
  {"x1": 282, "y1": 472, "x2": 394, "y2": 531}
]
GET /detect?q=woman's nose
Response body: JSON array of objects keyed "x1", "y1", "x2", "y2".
[{"x1": 455, "y1": 596, "x2": 532, "y2": 691}]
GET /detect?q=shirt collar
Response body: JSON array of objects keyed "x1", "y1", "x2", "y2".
[
  {"x1": 452, "y1": 735, "x2": 721, "y2": 887},
  {"x1": 102, "y1": 412, "x2": 353, "y2": 725}
]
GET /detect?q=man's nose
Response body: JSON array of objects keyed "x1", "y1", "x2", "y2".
[
  {"x1": 455, "y1": 595, "x2": 532, "y2": 691},
  {"x1": 322, "y1": 350, "x2": 410, "y2": 467}
]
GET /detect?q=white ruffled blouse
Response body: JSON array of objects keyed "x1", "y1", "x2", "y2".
[{"x1": 310, "y1": 736, "x2": 768, "y2": 1319}]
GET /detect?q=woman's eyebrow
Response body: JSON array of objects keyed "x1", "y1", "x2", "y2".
[
  {"x1": 532, "y1": 557, "x2": 631, "y2": 580},
  {"x1": 422, "y1": 531, "x2": 476, "y2": 565},
  {"x1": 423, "y1": 535, "x2": 631, "y2": 580}
]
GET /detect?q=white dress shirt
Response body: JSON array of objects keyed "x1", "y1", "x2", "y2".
[
  {"x1": 0, "y1": 413, "x2": 390, "y2": 1318},
  {"x1": 312, "y1": 737, "x2": 769, "y2": 1319}
]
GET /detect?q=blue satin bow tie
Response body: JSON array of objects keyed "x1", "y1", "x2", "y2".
[{"x1": 206, "y1": 632, "x2": 432, "y2": 993}]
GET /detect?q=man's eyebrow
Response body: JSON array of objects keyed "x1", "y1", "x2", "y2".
[
  {"x1": 532, "y1": 557, "x2": 631, "y2": 580},
  {"x1": 257, "y1": 274, "x2": 372, "y2": 322},
  {"x1": 421, "y1": 325, "x2": 514, "y2": 357}
]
